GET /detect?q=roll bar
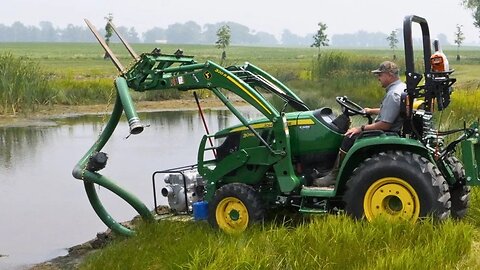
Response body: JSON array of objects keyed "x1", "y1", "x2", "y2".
[{"x1": 403, "y1": 15, "x2": 432, "y2": 75}]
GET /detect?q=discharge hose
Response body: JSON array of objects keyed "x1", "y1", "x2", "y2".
[
  {"x1": 72, "y1": 77, "x2": 153, "y2": 236},
  {"x1": 115, "y1": 77, "x2": 144, "y2": 135}
]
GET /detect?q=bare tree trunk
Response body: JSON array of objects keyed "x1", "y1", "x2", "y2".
[{"x1": 220, "y1": 50, "x2": 226, "y2": 66}]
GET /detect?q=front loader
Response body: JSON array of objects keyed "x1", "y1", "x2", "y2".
[{"x1": 73, "y1": 15, "x2": 480, "y2": 235}]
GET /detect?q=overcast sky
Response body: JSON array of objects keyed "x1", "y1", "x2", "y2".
[{"x1": 1, "y1": 0, "x2": 478, "y2": 44}]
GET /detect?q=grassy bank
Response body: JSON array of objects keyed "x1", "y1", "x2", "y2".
[
  {"x1": 80, "y1": 215, "x2": 475, "y2": 269},
  {"x1": 78, "y1": 180, "x2": 480, "y2": 270},
  {"x1": 79, "y1": 186, "x2": 480, "y2": 269}
]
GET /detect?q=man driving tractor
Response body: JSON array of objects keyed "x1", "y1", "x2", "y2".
[{"x1": 314, "y1": 61, "x2": 406, "y2": 187}]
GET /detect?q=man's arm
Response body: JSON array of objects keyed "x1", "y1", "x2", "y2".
[
  {"x1": 344, "y1": 121, "x2": 392, "y2": 138},
  {"x1": 364, "y1": 108, "x2": 380, "y2": 115}
]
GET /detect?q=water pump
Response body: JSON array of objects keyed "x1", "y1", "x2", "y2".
[{"x1": 161, "y1": 170, "x2": 205, "y2": 212}]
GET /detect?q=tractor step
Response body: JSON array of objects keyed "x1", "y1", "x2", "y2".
[
  {"x1": 298, "y1": 206, "x2": 328, "y2": 214},
  {"x1": 300, "y1": 186, "x2": 336, "y2": 197}
]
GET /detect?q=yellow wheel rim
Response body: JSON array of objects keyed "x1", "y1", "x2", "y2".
[
  {"x1": 216, "y1": 197, "x2": 249, "y2": 233},
  {"x1": 364, "y1": 177, "x2": 420, "y2": 222}
]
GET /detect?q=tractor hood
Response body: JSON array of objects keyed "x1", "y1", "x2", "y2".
[{"x1": 214, "y1": 111, "x2": 304, "y2": 137}]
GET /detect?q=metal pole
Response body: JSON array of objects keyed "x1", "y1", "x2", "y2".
[{"x1": 194, "y1": 91, "x2": 217, "y2": 158}]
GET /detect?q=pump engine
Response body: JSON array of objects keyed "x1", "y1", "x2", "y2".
[{"x1": 161, "y1": 170, "x2": 205, "y2": 212}]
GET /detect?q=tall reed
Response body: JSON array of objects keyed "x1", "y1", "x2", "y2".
[
  {"x1": 51, "y1": 76, "x2": 114, "y2": 105},
  {"x1": 0, "y1": 53, "x2": 55, "y2": 114},
  {"x1": 288, "y1": 52, "x2": 389, "y2": 110}
]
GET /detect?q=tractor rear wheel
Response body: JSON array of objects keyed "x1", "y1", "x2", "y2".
[
  {"x1": 446, "y1": 156, "x2": 470, "y2": 219},
  {"x1": 344, "y1": 151, "x2": 450, "y2": 222},
  {"x1": 208, "y1": 183, "x2": 264, "y2": 233}
]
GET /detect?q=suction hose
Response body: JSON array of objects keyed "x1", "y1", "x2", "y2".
[{"x1": 72, "y1": 77, "x2": 153, "y2": 236}]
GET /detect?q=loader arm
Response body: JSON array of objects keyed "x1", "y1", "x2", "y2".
[
  {"x1": 228, "y1": 63, "x2": 309, "y2": 111},
  {"x1": 123, "y1": 53, "x2": 302, "y2": 193},
  {"x1": 128, "y1": 58, "x2": 277, "y2": 116}
]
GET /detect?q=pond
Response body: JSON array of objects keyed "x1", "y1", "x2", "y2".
[{"x1": 0, "y1": 107, "x2": 260, "y2": 269}]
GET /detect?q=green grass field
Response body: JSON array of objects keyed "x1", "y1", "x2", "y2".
[
  {"x1": 1, "y1": 42, "x2": 479, "y2": 111},
  {"x1": 2, "y1": 43, "x2": 480, "y2": 269}
]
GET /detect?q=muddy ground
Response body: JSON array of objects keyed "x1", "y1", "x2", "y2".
[
  {"x1": 29, "y1": 231, "x2": 114, "y2": 270},
  {"x1": 29, "y1": 207, "x2": 173, "y2": 270}
]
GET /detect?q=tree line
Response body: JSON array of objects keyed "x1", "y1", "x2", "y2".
[{"x1": 0, "y1": 20, "x2": 422, "y2": 47}]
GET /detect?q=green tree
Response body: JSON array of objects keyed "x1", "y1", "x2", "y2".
[
  {"x1": 104, "y1": 13, "x2": 114, "y2": 59},
  {"x1": 215, "y1": 25, "x2": 231, "y2": 66},
  {"x1": 454, "y1": 24, "x2": 465, "y2": 60},
  {"x1": 311, "y1": 22, "x2": 329, "y2": 56},
  {"x1": 386, "y1": 29, "x2": 399, "y2": 60},
  {"x1": 166, "y1": 21, "x2": 202, "y2": 44},
  {"x1": 462, "y1": 0, "x2": 480, "y2": 35}
]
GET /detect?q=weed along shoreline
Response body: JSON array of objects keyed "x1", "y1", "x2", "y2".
[{"x1": 0, "y1": 98, "x2": 248, "y2": 128}]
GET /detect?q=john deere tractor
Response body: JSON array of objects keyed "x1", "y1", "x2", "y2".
[{"x1": 74, "y1": 15, "x2": 480, "y2": 235}]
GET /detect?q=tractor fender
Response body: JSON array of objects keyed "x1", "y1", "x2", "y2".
[{"x1": 337, "y1": 133, "x2": 430, "y2": 189}]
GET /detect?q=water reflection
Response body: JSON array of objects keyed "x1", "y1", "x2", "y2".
[
  {"x1": 0, "y1": 107, "x2": 259, "y2": 269},
  {"x1": 0, "y1": 127, "x2": 49, "y2": 170}
]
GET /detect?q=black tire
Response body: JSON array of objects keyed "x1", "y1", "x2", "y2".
[
  {"x1": 344, "y1": 151, "x2": 451, "y2": 222},
  {"x1": 208, "y1": 183, "x2": 264, "y2": 233},
  {"x1": 446, "y1": 156, "x2": 471, "y2": 219}
]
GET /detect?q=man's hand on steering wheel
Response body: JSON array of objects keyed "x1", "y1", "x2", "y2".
[{"x1": 336, "y1": 96, "x2": 373, "y2": 124}]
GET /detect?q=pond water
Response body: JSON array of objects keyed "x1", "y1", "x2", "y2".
[{"x1": 0, "y1": 107, "x2": 259, "y2": 269}]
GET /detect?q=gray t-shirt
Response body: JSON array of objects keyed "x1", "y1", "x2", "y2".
[{"x1": 375, "y1": 79, "x2": 406, "y2": 132}]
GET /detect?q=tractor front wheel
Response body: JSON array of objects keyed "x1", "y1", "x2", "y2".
[
  {"x1": 208, "y1": 183, "x2": 264, "y2": 233},
  {"x1": 344, "y1": 151, "x2": 450, "y2": 222}
]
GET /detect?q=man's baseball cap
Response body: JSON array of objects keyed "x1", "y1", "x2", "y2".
[{"x1": 371, "y1": 61, "x2": 399, "y2": 75}]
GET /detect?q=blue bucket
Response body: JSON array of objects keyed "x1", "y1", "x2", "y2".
[{"x1": 193, "y1": 201, "x2": 208, "y2": 221}]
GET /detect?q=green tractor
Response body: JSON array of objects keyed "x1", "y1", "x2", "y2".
[{"x1": 74, "y1": 15, "x2": 480, "y2": 235}]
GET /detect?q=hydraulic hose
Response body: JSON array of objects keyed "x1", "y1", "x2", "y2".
[{"x1": 72, "y1": 78, "x2": 153, "y2": 236}]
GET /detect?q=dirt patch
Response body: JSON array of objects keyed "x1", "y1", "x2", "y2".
[
  {"x1": 29, "y1": 232, "x2": 113, "y2": 270},
  {"x1": 29, "y1": 207, "x2": 173, "y2": 270}
]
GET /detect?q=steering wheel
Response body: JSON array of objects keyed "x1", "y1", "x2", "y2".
[{"x1": 336, "y1": 96, "x2": 373, "y2": 124}]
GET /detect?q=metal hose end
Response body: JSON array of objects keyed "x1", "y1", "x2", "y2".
[{"x1": 128, "y1": 117, "x2": 144, "y2": 135}]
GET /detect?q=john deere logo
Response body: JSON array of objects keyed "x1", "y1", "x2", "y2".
[{"x1": 204, "y1": 71, "x2": 212, "y2": 79}]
